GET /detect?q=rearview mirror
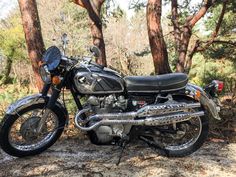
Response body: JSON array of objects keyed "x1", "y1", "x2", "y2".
[
  {"x1": 90, "y1": 46, "x2": 101, "y2": 58},
  {"x1": 61, "y1": 33, "x2": 69, "y2": 55}
]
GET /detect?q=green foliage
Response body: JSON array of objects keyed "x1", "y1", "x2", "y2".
[
  {"x1": 0, "y1": 12, "x2": 27, "y2": 61},
  {"x1": 205, "y1": 3, "x2": 236, "y2": 36},
  {"x1": 0, "y1": 11, "x2": 28, "y2": 85},
  {"x1": 0, "y1": 84, "x2": 34, "y2": 118},
  {"x1": 204, "y1": 43, "x2": 236, "y2": 60},
  {"x1": 203, "y1": 2, "x2": 236, "y2": 61},
  {"x1": 189, "y1": 54, "x2": 236, "y2": 89}
]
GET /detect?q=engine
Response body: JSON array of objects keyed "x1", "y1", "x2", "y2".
[
  {"x1": 87, "y1": 95, "x2": 127, "y2": 114},
  {"x1": 86, "y1": 95, "x2": 129, "y2": 144},
  {"x1": 85, "y1": 95, "x2": 157, "y2": 144}
]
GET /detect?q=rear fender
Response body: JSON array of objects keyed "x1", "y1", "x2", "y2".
[
  {"x1": 185, "y1": 83, "x2": 221, "y2": 120},
  {"x1": 5, "y1": 94, "x2": 69, "y2": 122}
]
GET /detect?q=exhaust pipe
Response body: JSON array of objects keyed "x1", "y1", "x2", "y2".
[
  {"x1": 137, "y1": 102, "x2": 201, "y2": 117},
  {"x1": 75, "y1": 111, "x2": 204, "y2": 131},
  {"x1": 75, "y1": 102, "x2": 204, "y2": 131},
  {"x1": 77, "y1": 102, "x2": 201, "y2": 122}
]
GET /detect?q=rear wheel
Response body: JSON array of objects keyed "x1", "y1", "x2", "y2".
[
  {"x1": 0, "y1": 103, "x2": 66, "y2": 157},
  {"x1": 153, "y1": 115, "x2": 208, "y2": 157},
  {"x1": 142, "y1": 99, "x2": 209, "y2": 157}
]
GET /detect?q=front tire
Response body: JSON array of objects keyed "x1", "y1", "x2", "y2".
[{"x1": 0, "y1": 103, "x2": 66, "y2": 157}]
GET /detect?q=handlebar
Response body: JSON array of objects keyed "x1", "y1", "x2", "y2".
[
  {"x1": 90, "y1": 61, "x2": 104, "y2": 69},
  {"x1": 63, "y1": 56, "x2": 104, "y2": 70}
]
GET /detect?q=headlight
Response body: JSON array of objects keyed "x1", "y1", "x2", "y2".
[
  {"x1": 43, "y1": 46, "x2": 62, "y2": 71},
  {"x1": 39, "y1": 65, "x2": 51, "y2": 84}
]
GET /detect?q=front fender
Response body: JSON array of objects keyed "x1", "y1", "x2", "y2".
[
  {"x1": 5, "y1": 94, "x2": 69, "y2": 121},
  {"x1": 186, "y1": 83, "x2": 221, "y2": 120}
]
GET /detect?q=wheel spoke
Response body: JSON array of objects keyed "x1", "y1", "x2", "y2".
[
  {"x1": 8, "y1": 108, "x2": 59, "y2": 151},
  {"x1": 154, "y1": 116, "x2": 202, "y2": 151}
]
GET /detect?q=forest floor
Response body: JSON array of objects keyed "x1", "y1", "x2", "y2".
[{"x1": 0, "y1": 134, "x2": 236, "y2": 177}]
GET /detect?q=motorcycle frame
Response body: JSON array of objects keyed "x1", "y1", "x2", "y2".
[{"x1": 6, "y1": 68, "x2": 221, "y2": 132}]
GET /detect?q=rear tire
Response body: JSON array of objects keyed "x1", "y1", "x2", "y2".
[
  {"x1": 151, "y1": 97, "x2": 209, "y2": 157},
  {"x1": 0, "y1": 103, "x2": 66, "y2": 157},
  {"x1": 162, "y1": 115, "x2": 208, "y2": 157}
]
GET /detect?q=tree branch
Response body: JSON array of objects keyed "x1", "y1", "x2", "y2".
[
  {"x1": 184, "y1": 40, "x2": 201, "y2": 73},
  {"x1": 212, "y1": 40, "x2": 236, "y2": 46},
  {"x1": 211, "y1": 1, "x2": 227, "y2": 39},
  {"x1": 74, "y1": 0, "x2": 102, "y2": 28},
  {"x1": 171, "y1": 0, "x2": 181, "y2": 51},
  {"x1": 73, "y1": 0, "x2": 85, "y2": 8},
  {"x1": 189, "y1": 0, "x2": 214, "y2": 28},
  {"x1": 196, "y1": 1, "x2": 227, "y2": 52}
]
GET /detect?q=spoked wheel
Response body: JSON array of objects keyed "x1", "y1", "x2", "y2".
[
  {"x1": 154, "y1": 115, "x2": 208, "y2": 157},
  {"x1": 0, "y1": 103, "x2": 66, "y2": 157}
]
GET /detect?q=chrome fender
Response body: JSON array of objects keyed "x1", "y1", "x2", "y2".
[
  {"x1": 5, "y1": 94, "x2": 68, "y2": 120},
  {"x1": 186, "y1": 83, "x2": 221, "y2": 120}
]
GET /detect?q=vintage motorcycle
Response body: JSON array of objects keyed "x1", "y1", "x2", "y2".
[{"x1": 0, "y1": 35, "x2": 223, "y2": 161}]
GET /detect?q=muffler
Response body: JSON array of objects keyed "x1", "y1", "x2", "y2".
[
  {"x1": 75, "y1": 102, "x2": 204, "y2": 131},
  {"x1": 137, "y1": 102, "x2": 201, "y2": 117},
  {"x1": 77, "y1": 102, "x2": 201, "y2": 122}
]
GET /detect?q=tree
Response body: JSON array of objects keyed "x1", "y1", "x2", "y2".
[
  {"x1": 147, "y1": 0, "x2": 172, "y2": 74},
  {"x1": 18, "y1": 0, "x2": 45, "y2": 90},
  {"x1": 0, "y1": 13, "x2": 27, "y2": 84},
  {"x1": 170, "y1": 0, "x2": 228, "y2": 73},
  {"x1": 202, "y1": 0, "x2": 236, "y2": 61},
  {"x1": 73, "y1": 0, "x2": 107, "y2": 66},
  {"x1": 37, "y1": 0, "x2": 90, "y2": 56},
  {"x1": 132, "y1": 0, "x2": 230, "y2": 74}
]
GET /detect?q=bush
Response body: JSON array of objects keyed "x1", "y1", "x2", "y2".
[{"x1": 0, "y1": 84, "x2": 35, "y2": 118}]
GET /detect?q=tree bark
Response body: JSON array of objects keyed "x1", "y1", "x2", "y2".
[
  {"x1": 74, "y1": 0, "x2": 107, "y2": 66},
  {"x1": 18, "y1": 0, "x2": 45, "y2": 91},
  {"x1": 176, "y1": 25, "x2": 192, "y2": 72},
  {"x1": 147, "y1": 0, "x2": 172, "y2": 74},
  {"x1": 171, "y1": 0, "x2": 181, "y2": 52}
]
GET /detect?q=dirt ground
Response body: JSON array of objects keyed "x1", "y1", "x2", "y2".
[{"x1": 0, "y1": 135, "x2": 236, "y2": 177}]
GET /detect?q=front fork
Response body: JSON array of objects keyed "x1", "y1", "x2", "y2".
[{"x1": 37, "y1": 83, "x2": 62, "y2": 133}]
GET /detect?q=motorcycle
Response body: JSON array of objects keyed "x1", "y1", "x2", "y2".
[{"x1": 0, "y1": 34, "x2": 222, "y2": 162}]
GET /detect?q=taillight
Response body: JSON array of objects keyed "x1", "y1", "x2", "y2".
[{"x1": 213, "y1": 80, "x2": 224, "y2": 93}]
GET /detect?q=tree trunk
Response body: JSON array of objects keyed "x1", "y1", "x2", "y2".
[
  {"x1": 18, "y1": 0, "x2": 45, "y2": 91},
  {"x1": 176, "y1": 25, "x2": 192, "y2": 73},
  {"x1": 74, "y1": 0, "x2": 107, "y2": 66},
  {"x1": 147, "y1": 0, "x2": 172, "y2": 74}
]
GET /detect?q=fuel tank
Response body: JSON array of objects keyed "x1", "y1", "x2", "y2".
[{"x1": 73, "y1": 66, "x2": 124, "y2": 94}]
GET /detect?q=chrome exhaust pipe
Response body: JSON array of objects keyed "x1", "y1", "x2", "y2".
[
  {"x1": 137, "y1": 103, "x2": 201, "y2": 117},
  {"x1": 75, "y1": 110, "x2": 205, "y2": 131},
  {"x1": 76, "y1": 102, "x2": 201, "y2": 122}
]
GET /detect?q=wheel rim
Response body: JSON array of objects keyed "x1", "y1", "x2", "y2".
[
  {"x1": 8, "y1": 108, "x2": 59, "y2": 151},
  {"x1": 154, "y1": 116, "x2": 202, "y2": 151}
]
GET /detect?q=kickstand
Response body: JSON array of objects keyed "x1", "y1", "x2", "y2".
[{"x1": 116, "y1": 137, "x2": 129, "y2": 166}]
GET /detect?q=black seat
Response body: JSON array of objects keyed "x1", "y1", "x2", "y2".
[{"x1": 124, "y1": 73, "x2": 188, "y2": 92}]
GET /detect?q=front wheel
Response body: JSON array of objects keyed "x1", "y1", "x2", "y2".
[{"x1": 0, "y1": 103, "x2": 66, "y2": 157}]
